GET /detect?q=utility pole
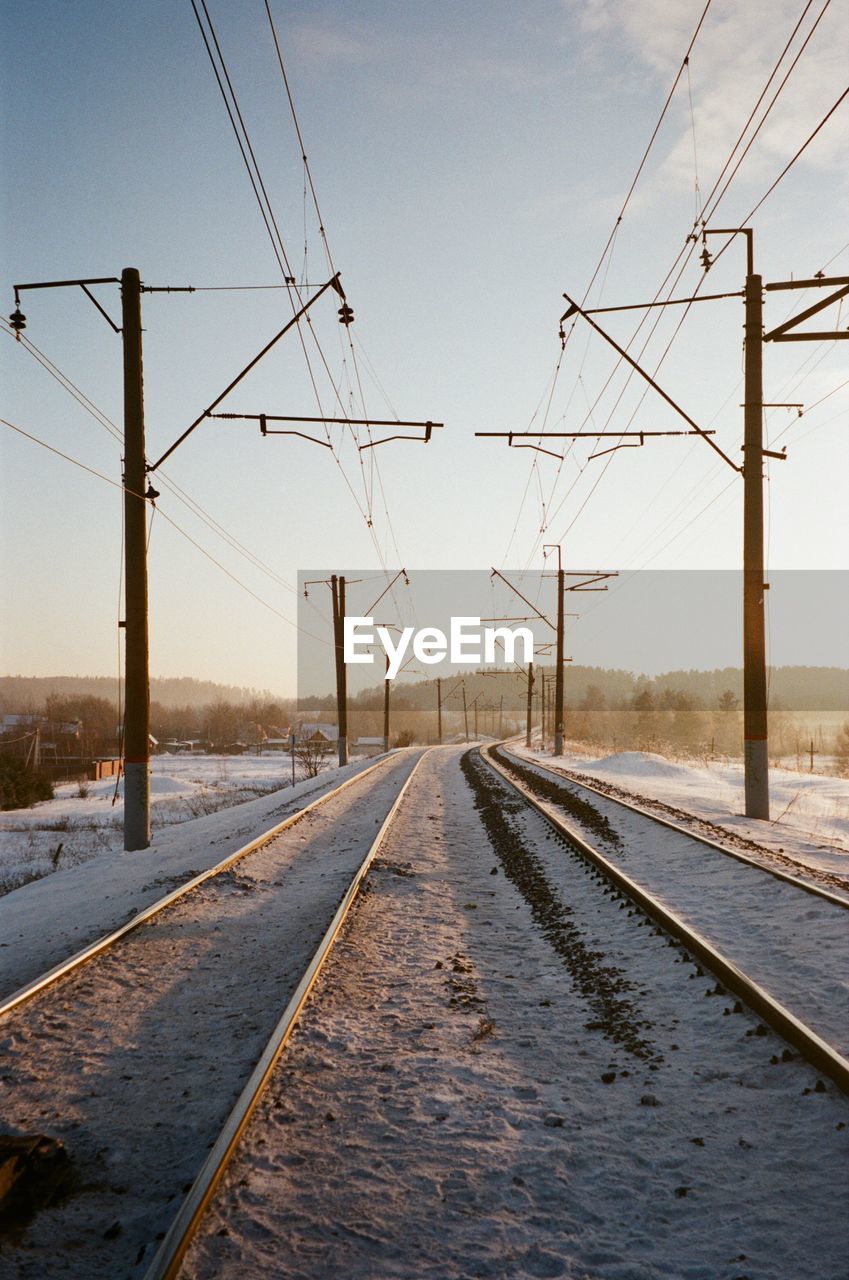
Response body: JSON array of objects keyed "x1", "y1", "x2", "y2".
[
  {"x1": 525, "y1": 662, "x2": 534, "y2": 747},
  {"x1": 437, "y1": 674, "x2": 466, "y2": 745},
  {"x1": 499, "y1": 694, "x2": 504, "y2": 739},
  {"x1": 462, "y1": 686, "x2": 469, "y2": 743},
  {"x1": 330, "y1": 575, "x2": 348, "y2": 767},
  {"x1": 540, "y1": 673, "x2": 546, "y2": 750},
  {"x1": 742, "y1": 240, "x2": 769, "y2": 819},
  {"x1": 306, "y1": 572, "x2": 363, "y2": 769},
  {"x1": 121, "y1": 268, "x2": 151, "y2": 849},
  {"x1": 437, "y1": 676, "x2": 442, "y2": 744},
  {"x1": 551, "y1": 241, "x2": 848, "y2": 817},
  {"x1": 383, "y1": 653, "x2": 390, "y2": 753},
  {"x1": 489, "y1": 563, "x2": 610, "y2": 758},
  {"x1": 555, "y1": 565, "x2": 565, "y2": 756},
  {"x1": 10, "y1": 268, "x2": 166, "y2": 851}
]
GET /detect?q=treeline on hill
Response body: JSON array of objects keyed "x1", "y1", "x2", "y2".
[
  {"x1": 376, "y1": 666, "x2": 849, "y2": 715},
  {"x1": 352, "y1": 665, "x2": 849, "y2": 762},
  {"x1": 0, "y1": 675, "x2": 281, "y2": 716},
  {"x1": 2, "y1": 667, "x2": 847, "y2": 773}
]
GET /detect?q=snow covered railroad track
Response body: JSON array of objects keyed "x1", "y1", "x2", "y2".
[
  {"x1": 0, "y1": 751, "x2": 403, "y2": 1021},
  {"x1": 499, "y1": 746, "x2": 848, "y2": 906},
  {"x1": 0, "y1": 749, "x2": 426, "y2": 1279},
  {"x1": 482, "y1": 745, "x2": 849, "y2": 1092},
  {"x1": 507, "y1": 746, "x2": 849, "y2": 900},
  {"x1": 160, "y1": 746, "x2": 847, "y2": 1280}
]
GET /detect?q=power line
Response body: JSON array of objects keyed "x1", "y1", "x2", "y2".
[
  {"x1": 582, "y1": 0, "x2": 715, "y2": 310},
  {"x1": 736, "y1": 83, "x2": 849, "y2": 226},
  {"x1": 188, "y1": 0, "x2": 378, "y2": 532},
  {"x1": 264, "y1": 0, "x2": 411, "y2": 582},
  {"x1": 2, "y1": 318, "x2": 310, "y2": 597},
  {"x1": 190, "y1": 0, "x2": 294, "y2": 279},
  {"x1": 188, "y1": 0, "x2": 432, "y2": 639},
  {"x1": 501, "y1": 5, "x2": 716, "y2": 566},
  {"x1": 532, "y1": 5, "x2": 844, "y2": 559},
  {"x1": 0, "y1": 415, "x2": 330, "y2": 644},
  {"x1": 262, "y1": 0, "x2": 417, "y2": 622},
  {"x1": 1, "y1": 320, "x2": 123, "y2": 446},
  {"x1": 697, "y1": 0, "x2": 825, "y2": 226}
]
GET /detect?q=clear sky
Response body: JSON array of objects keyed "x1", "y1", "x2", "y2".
[{"x1": 2, "y1": 0, "x2": 847, "y2": 696}]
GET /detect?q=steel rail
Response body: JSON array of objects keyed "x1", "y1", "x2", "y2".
[
  {"x1": 479, "y1": 746, "x2": 849, "y2": 1096},
  {"x1": 142, "y1": 748, "x2": 429, "y2": 1280},
  {"x1": 500, "y1": 745, "x2": 848, "y2": 909},
  {"x1": 0, "y1": 752, "x2": 403, "y2": 1020}
]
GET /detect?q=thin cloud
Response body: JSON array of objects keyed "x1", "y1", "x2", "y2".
[
  {"x1": 289, "y1": 20, "x2": 379, "y2": 67},
  {"x1": 567, "y1": 0, "x2": 849, "y2": 215},
  {"x1": 290, "y1": 15, "x2": 559, "y2": 95}
]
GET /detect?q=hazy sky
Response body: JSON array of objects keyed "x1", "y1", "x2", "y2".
[{"x1": 2, "y1": 0, "x2": 847, "y2": 696}]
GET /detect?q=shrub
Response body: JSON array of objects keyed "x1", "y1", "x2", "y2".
[{"x1": 0, "y1": 758, "x2": 54, "y2": 810}]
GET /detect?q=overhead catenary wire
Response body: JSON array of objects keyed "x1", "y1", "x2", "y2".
[
  {"x1": 263, "y1": 0, "x2": 409, "y2": 574},
  {"x1": 685, "y1": 56, "x2": 703, "y2": 224},
  {"x1": 262, "y1": 0, "x2": 416, "y2": 621},
  {"x1": 500, "y1": 0, "x2": 717, "y2": 568},
  {"x1": 188, "y1": 0, "x2": 380, "y2": 538},
  {"x1": 696, "y1": 0, "x2": 825, "y2": 227},
  {"x1": 528, "y1": 2, "x2": 846, "y2": 566},
  {"x1": 194, "y1": 0, "x2": 417, "y2": 612}
]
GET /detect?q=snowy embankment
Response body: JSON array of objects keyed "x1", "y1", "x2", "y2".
[
  {"x1": 0, "y1": 753, "x2": 346, "y2": 896},
  {"x1": 517, "y1": 744, "x2": 849, "y2": 877},
  {"x1": 0, "y1": 752, "x2": 393, "y2": 999}
]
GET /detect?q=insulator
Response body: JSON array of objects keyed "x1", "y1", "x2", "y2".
[
  {"x1": 338, "y1": 303, "x2": 354, "y2": 326},
  {"x1": 700, "y1": 247, "x2": 712, "y2": 271},
  {"x1": 9, "y1": 307, "x2": 26, "y2": 335}
]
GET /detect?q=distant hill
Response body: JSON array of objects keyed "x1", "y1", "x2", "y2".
[
  {"x1": 356, "y1": 665, "x2": 849, "y2": 713},
  {"x1": 0, "y1": 675, "x2": 284, "y2": 713},
  {"x1": 2, "y1": 665, "x2": 845, "y2": 718}
]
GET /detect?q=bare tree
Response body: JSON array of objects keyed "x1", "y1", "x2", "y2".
[{"x1": 295, "y1": 740, "x2": 325, "y2": 779}]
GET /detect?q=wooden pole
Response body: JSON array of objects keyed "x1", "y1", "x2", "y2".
[{"x1": 121, "y1": 267, "x2": 151, "y2": 850}]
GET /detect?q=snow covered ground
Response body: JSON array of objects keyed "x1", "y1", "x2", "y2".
[
  {"x1": 517, "y1": 743, "x2": 849, "y2": 878},
  {"x1": 179, "y1": 747, "x2": 849, "y2": 1280},
  {"x1": 0, "y1": 745, "x2": 845, "y2": 1278},
  {"x1": 0, "y1": 753, "x2": 396, "y2": 1000},
  {"x1": 0, "y1": 753, "x2": 348, "y2": 897}
]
